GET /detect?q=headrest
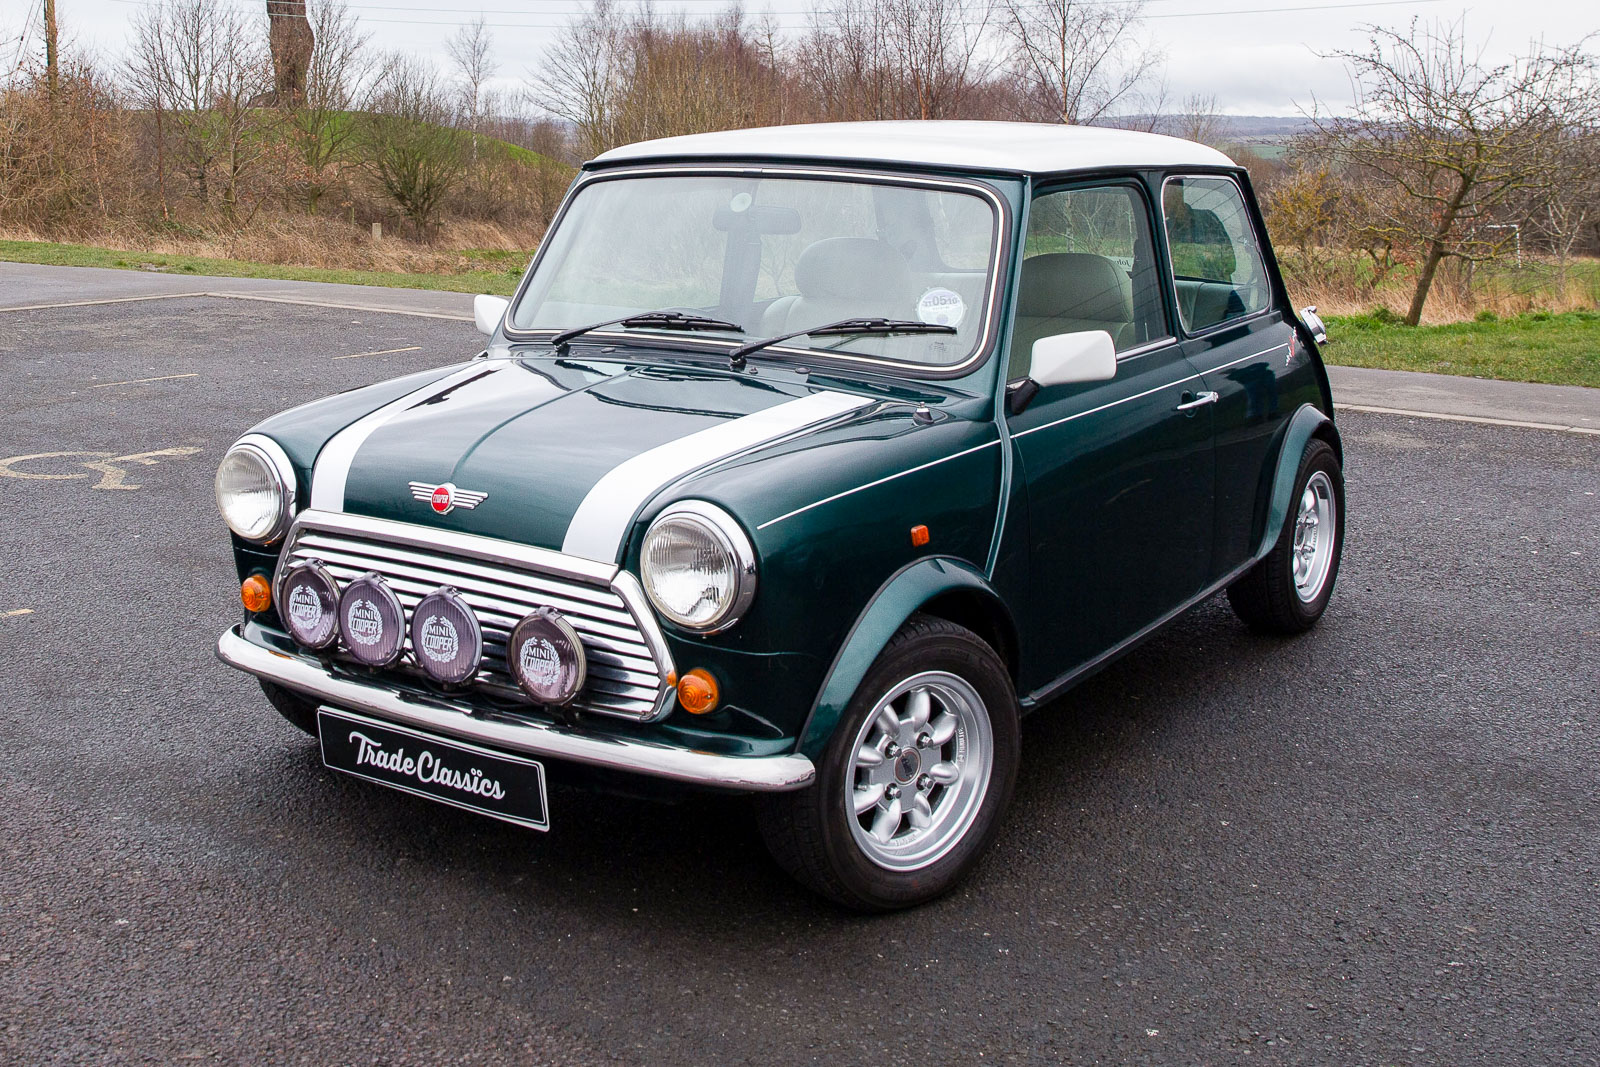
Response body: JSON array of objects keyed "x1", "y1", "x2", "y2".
[
  {"x1": 795, "y1": 238, "x2": 911, "y2": 302},
  {"x1": 1016, "y1": 253, "x2": 1133, "y2": 322}
]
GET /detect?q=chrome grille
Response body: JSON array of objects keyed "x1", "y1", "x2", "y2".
[{"x1": 276, "y1": 513, "x2": 674, "y2": 722}]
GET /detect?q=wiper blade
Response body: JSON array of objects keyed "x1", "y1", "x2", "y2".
[
  {"x1": 728, "y1": 317, "x2": 956, "y2": 366},
  {"x1": 550, "y1": 311, "x2": 743, "y2": 347}
]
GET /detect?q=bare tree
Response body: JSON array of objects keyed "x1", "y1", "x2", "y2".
[
  {"x1": 534, "y1": 0, "x2": 626, "y2": 158},
  {"x1": 996, "y1": 0, "x2": 1162, "y2": 125},
  {"x1": 360, "y1": 53, "x2": 464, "y2": 237},
  {"x1": 1163, "y1": 92, "x2": 1222, "y2": 145},
  {"x1": 285, "y1": 0, "x2": 371, "y2": 213},
  {"x1": 797, "y1": 0, "x2": 991, "y2": 121},
  {"x1": 126, "y1": 0, "x2": 270, "y2": 214},
  {"x1": 1317, "y1": 20, "x2": 1599, "y2": 324},
  {"x1": 446, "y1": 14, "x2": 497, "y2": 135}
]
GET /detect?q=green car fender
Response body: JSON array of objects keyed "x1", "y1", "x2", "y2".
[
  {"x1": 796, "y1": 556, "x2": 1009, "y2": 761},
  {"x1": 1254, "y1": 403, "x2": 1341, "y2": 561}
]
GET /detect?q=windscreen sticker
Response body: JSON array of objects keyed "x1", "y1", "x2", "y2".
[{"x1": 916, "y1": 287, "x2": 966, "y2": 328}]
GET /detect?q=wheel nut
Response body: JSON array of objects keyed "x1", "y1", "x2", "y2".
[
  {"x1": 884, "y1": 742, "x2": 900, "y2": 757},
  {"x1": 916, "y1": 732, "x2": 932, "y2": 748},
  {"x1": 917, "y1": 774, "x2": 933, "y2": 791},
  {"x1": 886, "y1": 784, "x2": 901, "y2": 799}
]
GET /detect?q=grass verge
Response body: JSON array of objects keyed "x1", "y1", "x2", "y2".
[
  {"x1": 3, "y1": 239, "x2": 1596, "y2": 388},
  {"x1": 1324, "y1": 310, "x2": 1600, "y2": 389},
  {"x1": 0, "y1": 239, "x2": 525, "y2": 296}
]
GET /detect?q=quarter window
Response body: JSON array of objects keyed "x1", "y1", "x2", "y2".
[
  {"x1": 1162, "y1": 176, "x2": 1270, "y2": 332},
  {"x1": 1012, "y1": 184, "x2": 1167, "y2": 379}
]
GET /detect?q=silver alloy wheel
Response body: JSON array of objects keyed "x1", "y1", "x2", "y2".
[
  {"x1": 846, "y1": 670, "x2": 994, "y2": 871},
  {"x1": 1292, "y1": 470, "x2": 1337, "y2": 602}
]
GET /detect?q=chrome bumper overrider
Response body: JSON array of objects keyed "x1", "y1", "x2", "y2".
[{"x1": 216, "y1": 626, "x2": 815, "y2": 792}]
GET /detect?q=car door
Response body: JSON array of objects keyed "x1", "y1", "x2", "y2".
[
  {"x1": 1161, "y1": 174, "x2": 1298, "y2": 580},
  {"x1": 1006, "y1": 180, "x2": 1215, "y2": 694}
]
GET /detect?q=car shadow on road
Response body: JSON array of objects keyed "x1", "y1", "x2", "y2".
[{"x1": 249, "y1": 593, "x2": 1320, "y2": 937}]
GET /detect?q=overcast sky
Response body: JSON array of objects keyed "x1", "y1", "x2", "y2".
[{"x1": 14, "y1": 0, "x2": 1599, "y2": 117}]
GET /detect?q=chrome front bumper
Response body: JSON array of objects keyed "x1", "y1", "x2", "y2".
[{"x1": 216, "y1": 626, "x2": 816, "y2": 792}]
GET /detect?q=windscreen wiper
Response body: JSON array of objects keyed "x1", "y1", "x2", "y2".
[
  {"x1": 550, "y1": 311, "x2": 743, "y2": 348},
  {"x1": 727, "y1": 317, "x2": 956, "y2": 369}
]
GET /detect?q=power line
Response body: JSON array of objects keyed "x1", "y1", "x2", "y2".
[{"x1": 102, "y1": 0, "x2": 1452, "y2": 29}]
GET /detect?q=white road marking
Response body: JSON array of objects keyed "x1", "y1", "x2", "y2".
[
  {"x1": 0, "y1": 292, "x2": 208, "y2": 313},
  {"x1": 1341, "y1": 404, "x2": 1600, "y2": 436},
  {"x1": 81, "y1": 447, "x2": 204, "y2": 490},
  {"x1": 2, "y1": 608, "x2": 34, "y2": 617},
  {"x1": 0, "y1": 291, "x2": 473, "y2": 322},
  {"x1": 333, "y1": 346, "x2": 423, "y2": 360},
  {"x1": 562, "y1": 391, "x2": 874, "y2": 563},
  {"x1": 0, "y1": 447, "x2": 202, "y2": 488},
  {"x1": 92, "y1": 373, "x2": 199, "y2": 388}
]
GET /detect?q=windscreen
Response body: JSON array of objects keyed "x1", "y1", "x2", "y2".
[{"x1": 511, "y1": 173, "x2": 999, "y2": 369}]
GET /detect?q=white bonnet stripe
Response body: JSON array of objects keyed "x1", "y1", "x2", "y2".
[
  {"x1": 310, "y1": 364, "x2": 501, "y2": 511},
  {"x1": 561, "y1": 390, "x2": 871, "y2": 563}
]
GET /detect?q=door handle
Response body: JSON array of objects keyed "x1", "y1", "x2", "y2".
[{"x1": 1175, "y1": 390, "x2": 1219, "y2": 412}]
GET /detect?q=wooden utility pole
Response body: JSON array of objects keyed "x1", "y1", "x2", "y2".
[{"x1": 43, "y1": 0, "x2": 59, "y2": 96}]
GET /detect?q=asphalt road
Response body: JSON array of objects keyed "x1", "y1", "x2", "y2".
[{"x1": 2, "y1": 291, "x2": 1597, "y2": 1066}]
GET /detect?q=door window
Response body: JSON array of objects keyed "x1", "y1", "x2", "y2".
[
  {"x1": 1012, "y1": 184, "x2": 1167, "y2": 379},
  {"x1": 1161, "y1": 176, "x2": 1271, "y2": 332}
]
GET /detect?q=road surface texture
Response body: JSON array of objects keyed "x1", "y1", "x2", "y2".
[{"x1": 1, "y1": 283, "x2": 1596, "y2": 1065}]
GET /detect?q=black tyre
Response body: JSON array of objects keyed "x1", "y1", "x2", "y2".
[
  {"x1": 757, "y1": 614, "x2": 1020, "y2": 911},
  {"x1": 1228, "y1": 438, "x2": 1344, "y2": 634},
  {"x1": 259, "y1": 679, "x2": 320, "y2": 736}
]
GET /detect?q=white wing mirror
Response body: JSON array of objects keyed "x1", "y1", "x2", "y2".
[
  {"x1": 474, "y1": 294, "x2": 510, "y2": 337},
  {"x1": 1030, "y1": 330, "x2": 1117, "y2": 388}
]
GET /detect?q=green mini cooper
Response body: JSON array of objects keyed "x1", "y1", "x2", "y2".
[{"x1": 215, "y1": 121, "x2": 1344, "y2": 910}]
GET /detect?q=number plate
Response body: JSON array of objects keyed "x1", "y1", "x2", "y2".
[{"x1": 317, "y1": 709, "x2": 549, "y2": 831}]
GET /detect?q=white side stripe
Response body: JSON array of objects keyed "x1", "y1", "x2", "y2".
[
  {"x1": 310, "y1": 364, "x2": 501, "y2": 511},
  {"x1": 561, "y1": 390, "x2": 873, "y2": 563},
  {"x1": 757, "y1": 439, "x2": 1001, "y2": 530}
]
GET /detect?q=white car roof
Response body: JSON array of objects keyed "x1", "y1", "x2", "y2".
[{"x1": 592, "y1": 120, "x2": 1237, "y2": 174}]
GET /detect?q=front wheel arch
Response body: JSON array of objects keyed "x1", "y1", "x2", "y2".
[{"x1": 795, "y1": 558, "x2": 1013, "y2": 761}]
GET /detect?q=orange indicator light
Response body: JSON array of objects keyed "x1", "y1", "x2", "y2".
[
  {"x1": 910, "y1": 524, "x2": 930, "y2": 547},
  {"x1": 677, "y1": 669, "x2": 720, "y2": 715},
  {"x1": 240, "y1": 574, "x2": 273, "y2": 613}
]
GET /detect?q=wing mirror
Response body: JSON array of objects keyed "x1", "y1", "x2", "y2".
[
  {"x1": 474, "y1": 294, "x2": 511, "y2": 337},
  {"x1": 1007, "y1": 330, "x2": 1117, "y2": 414}
]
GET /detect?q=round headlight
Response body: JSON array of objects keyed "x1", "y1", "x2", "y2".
[
  {"x1": 640, "y1": 502, "x2": 756, "y2": 633},
  {"x1": 216, "y1": 437, "x2": 294, "y2": 543}
]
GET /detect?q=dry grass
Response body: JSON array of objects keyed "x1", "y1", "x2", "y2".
[
  {"x1": 1280, "y1": 250, "x2": 1600, "y2": 324},
  {"x1": 0, "y1": 215, "x2": 543, "y2": 277}
]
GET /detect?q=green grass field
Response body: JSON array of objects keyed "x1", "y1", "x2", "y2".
[
  {"x1": 1324, "y1": 310, "x2": 1600, "y2": 389},
  {"x1": 3, "y1": 239, "x2": 1597, "y2": 388}
]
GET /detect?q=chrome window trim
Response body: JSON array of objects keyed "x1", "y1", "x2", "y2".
[
  {"x1": 501, "y1": 163, "x2": 1012, "y2": 379},
  {"x1": 641, "y1": 499, "x2": 758, "y2": 634},
  {"x1": 226, "y1": 434, "x2": 297, "y2": 544},
  {"x1": 1158, "y1": 172, "x2": 1276, "y2": 339}
]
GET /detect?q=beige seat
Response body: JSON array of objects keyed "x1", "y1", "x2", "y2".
[
  {"x1": 1009, "y1": 253, "x2": 1136, "y2": 379},
  {"x1": 761, "y1": 238, "x2": 914, "y2": 336}
]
